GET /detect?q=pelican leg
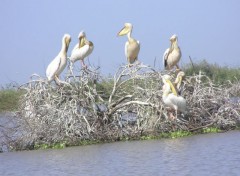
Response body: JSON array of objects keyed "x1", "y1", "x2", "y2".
[
  {"x1": 55, "y1": 75, "x2": 71, "y2": 86},
  {"x1": 169, "y1": 112, "x2": 176, "y2": 120},
  {"x1": 175, "y1": 108, "x2": 178, "y2": 120},
  {"x1": 166, "y1": 107, "x2": 176, "y2": 121},
  {"x1": 69, "y1": 62, "x2": 74, "y2": 76},
  {"x1": 81, "y1": 60, "x2": 87, "y2": 69},
  {"x1": 54, "y1": 75, "x2": 61, "y2": 86},
  {"x1": 69, "y1": 61, "x2": 78, "y2": 82},
  {"x1": 175, "y1": 64, "x2": 181, "y2": 73}
]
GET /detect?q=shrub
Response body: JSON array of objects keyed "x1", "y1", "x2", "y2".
[
  {"x1": 0, "y1": 89, "x2": 22, "y2": 112},
  {"x1": 183, "y1": 59, "x2": 240, "y2": 84}
]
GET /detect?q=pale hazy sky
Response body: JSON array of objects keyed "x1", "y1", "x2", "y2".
[{"x1": 0, "y1": 0, "x2": 240, "y2": 86}]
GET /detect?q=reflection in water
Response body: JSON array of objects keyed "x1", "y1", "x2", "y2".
[{"x1": 0, "y1": 131, "x2": 240, "y2": 176}]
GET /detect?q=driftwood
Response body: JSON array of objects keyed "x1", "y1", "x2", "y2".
[{"x1": 2, "y1": 64, "x2": 240, "y2": 151}]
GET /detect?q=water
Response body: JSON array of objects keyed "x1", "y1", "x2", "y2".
[{"x1": 0, "y1": 131, "x2": 240, "y2": 176}]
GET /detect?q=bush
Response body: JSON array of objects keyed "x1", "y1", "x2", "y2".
[
  {"x1": 0, "y1": 89, "x2": 22, "y2": 112},
  {"x1": 183, "y1": 59, "x2": 240, "y2": 84}
]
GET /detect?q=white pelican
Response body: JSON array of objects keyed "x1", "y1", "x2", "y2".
[
  {"x1": 162, "y1": 74, "x2": 186, "y2": 120},
  {"x1": 163, "y1": 34, "x2": 181, "y2": 70},
  {"x1": 118, "y1": 23, "x2": 140, "y2": 66},
  {"x1": 69, "y1": 31, "x2": 94, "y2": 74},
  {"x1": 46, "y1": 34, "x2": 71, "y2": 85}
]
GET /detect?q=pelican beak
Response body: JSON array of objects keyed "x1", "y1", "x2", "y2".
[
  {"x1": 65, "y1": 38, "x2": 71, "y2": 49},
  {"x1": 179, "y1": 76, "x2": 182, "y2": 85},
  {"x1": 79, "y1": 36, "x2": 86, "y2": 48},
  {"x1": 118, "y1": 26, "x2": 129, "y2": 36},
  {"x1": 166, "y1": 79, "x2": 178, "y2": 96},
  {"x1": 177, "y1": 76, "x2": 182, "y2": 89}
]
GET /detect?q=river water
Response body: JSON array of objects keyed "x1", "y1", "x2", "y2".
[{"x1": 0, "y1": 131, "x2": 240, "y2": 176}]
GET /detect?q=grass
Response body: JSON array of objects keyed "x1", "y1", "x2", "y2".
[
  {"x1": 0, "y1": 89, "x2": 22, "y2": 113},
  {"x1": 183, "y1": 59, "x2": 240, "y2": 84},
  {"x1": 202, "y1": 127, "x2": 220, "y2": 133},
  {"x1": 33, "y1": 139, "x2": 101, "y2": 150}
]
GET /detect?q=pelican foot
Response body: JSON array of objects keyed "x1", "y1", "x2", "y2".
[{"x1": 127, "y1": 64, "x2": 133, "y2": 68}]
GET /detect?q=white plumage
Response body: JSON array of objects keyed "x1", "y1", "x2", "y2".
[
  {"x1": 69, "y1": 31, "x2": 94, "y2": 74},
  {"x1": 162, "y1": 74, "x2": 186, "y2": 120},
  {"x1": 118, "y1": 23, "x2": 140, "y2": 66},
  {"x1": 163, "y1": 34, "x2": 181, "y2": 70},
  {"x1": 46, "y1": 34, "x2": 71, "y2": 84}
]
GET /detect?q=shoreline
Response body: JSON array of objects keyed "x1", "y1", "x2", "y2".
[{"x1": 1, "y1": 111, "x2": 239, "y2": 152}]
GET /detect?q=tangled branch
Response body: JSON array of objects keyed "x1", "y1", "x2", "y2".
[{"x1": 3, "y1": 64, "x2": 239, "y2": 151}]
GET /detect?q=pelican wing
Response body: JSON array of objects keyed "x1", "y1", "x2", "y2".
[
  {"x1": 124, "y1": 41, "x2": 129, "y2": 60},
  {"x1": 46, "y1": 55, "x2": 61, "y2": 81},
  {"x1": 137, "y1": 40, "x2": 140, "y2": 54},
  {"x1": 163, "y1": 48, "x2": 170, "y2": 68},
  {"x1": 70, "y1": 44, "x2": 93, "y2": 63},
  {"x1": 125, "y1": 40, "x2": 140, "y2": 64}
]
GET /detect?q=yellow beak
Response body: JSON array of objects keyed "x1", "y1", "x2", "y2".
[
  {"x1": 79, "y1": 37, "x2": 86, "y2": 48},
  {"x1": 65, "y1": 38, "x2": 71, "y2": 49},
  {"x1": 118, "y1": 26, "x2": 130, "y2": 36},
  {"x1": 177, "y1": 76, "x2": 182, "y2": 89},
  {"x1": 166, "y1": 79, "x2": 178, "y2": 96}
]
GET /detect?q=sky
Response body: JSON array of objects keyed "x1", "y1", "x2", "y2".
[{"x1": 0, "y1": 0, "x2": 240, "y2": 86}]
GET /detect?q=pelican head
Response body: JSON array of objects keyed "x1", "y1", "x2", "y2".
[
  {"x1": 175, "y1": 71, "x2": 185, "y2": 89},
  {"x1": 170, "y1": 34, "x2": 178, "y2": 42},
  {"x1": 78, "y1": 31, "x2": 86, "y2": 38},
  {"x1": 176, "y1": 71, "x2": 185, "y2": 80},
  {"x1": 162, "y1": 74, "x2": 172, "y2": 82},
  {"x1": 78, "y1": 31, "x2": 87, "y2": 48},
  {"x1": 162, "y1": 74, "x2": 178, "y2": 96},
  {"x1": 63, "y1": 34, "x2": 71, "y2": 49},
  {"x1": 118, "y1": 23, "x2": 133, "y2": 36}
]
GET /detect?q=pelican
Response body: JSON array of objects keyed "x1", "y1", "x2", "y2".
[
  {"x1": 174, "y1": 71, "x2": 185, "y2": 94},
  {"x1": 163, "y1": 34, "x2": 181, "y2": 70},
  {"x1": 46, "y1": 34, "x2": 71, "y2": 85},
  {"x1": 69, "y1": 31, "x2": 94, "y2": 74},
  {"x1": 162, "y1": 74, "x2": 186, "y2": 120},
  {"x1": 118, "y1": 23, "x2": 140, "y2": 66}
]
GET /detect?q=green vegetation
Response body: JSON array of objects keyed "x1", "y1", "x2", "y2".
[
  {"x1": 96, "y1": 78, "x2": 114, "y2": 100},
  {"x1": 168, "y1": 130, "x2": 192, "y2": 138},
  {"x1": 202, "y1": 127, "x2": 220, "y2": 133},
  {"x1": 0, "y1": 89, "x2": 22, "y2": 112},
  {"x1": 33, "y1": 127, "x2": 223, "y2": 150},
  {"x1": 139, "y1": 131, "x2": 192, "y2": 140},
  {"x1": 34, "y1": 139, "x2": 102, "y2": 150},
  {"x1": 136, "y1": 127, "x2": 223, "y2": 142},
  {"x1": 34, "y1": 142, "x2": 67, "y2": 150},
  {"x1": 183, "y1": 59, "x2": 240, "y2": 84}
]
